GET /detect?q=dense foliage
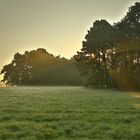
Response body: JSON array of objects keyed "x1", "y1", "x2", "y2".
[
  {"x1": 74, "y1": 2, "x2": 140, "y2": 90},
  {"x1": 1, "y1": 48, "x2": 83, "y2": 85},
  {"x1": 1, "y1": 2, "x2": 140, "y2": 89}
]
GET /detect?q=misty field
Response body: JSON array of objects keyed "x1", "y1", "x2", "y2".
[{"x1": 0, "y1": 87, "x2": 140, "y2": 140}]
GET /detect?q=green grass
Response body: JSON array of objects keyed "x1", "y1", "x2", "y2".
[{"x1": 0, "y1": 86, "x2": 140, "y2": 140}]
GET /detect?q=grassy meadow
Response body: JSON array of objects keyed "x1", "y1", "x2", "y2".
[{"x1": 0, "y1": 86, "x2": 140, "y2": 140}]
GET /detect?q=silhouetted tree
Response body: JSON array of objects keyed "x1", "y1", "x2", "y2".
[
  {"x1": 1, "y1": 48, "x2": 83, "y2": 86},
  {"x1": 75, "y1": 20, "x2": 115, "y2": 88},
  {"x1": 75, "y1": 2, "x2": 140, "y2": 90},
  {"x1": 113, "y1": 2, "x2": 140, "y2": 90}
]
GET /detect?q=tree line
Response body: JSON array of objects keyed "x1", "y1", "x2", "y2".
[
  {"x1": 74, "y1": 2, "x2": 140, "y2": 91},
  {"x1": 1, "y1": 2, "x2": 140, "y2": 90},
  {"x1": 1, "y1": 48, "x2": 84, "y2": 86}
]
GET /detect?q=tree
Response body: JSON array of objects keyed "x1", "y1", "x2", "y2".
[
  {"x1": 75, "y1": 20, "x2": 115, "y2": 88},
  {"x1": 1, "y1": 48, "x2": 83, "y2": 86},
  {"x1": 113, "y1": 2, "x2": 140, "y2": 90},
  {"x1": 75, "y1": 2, "x2": 140, "y2": 90},
  {"x1": 1, "y1": 52, "x2": 33, "y2": 85}
]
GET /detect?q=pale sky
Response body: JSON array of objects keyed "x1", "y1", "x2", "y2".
[{"x1": 0, "y1": 0, "x2": 139, "y2": 80}]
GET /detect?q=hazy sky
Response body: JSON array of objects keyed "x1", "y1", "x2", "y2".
[{"x1": 0, "y1": 0, "x2": 139, "y2": 80}]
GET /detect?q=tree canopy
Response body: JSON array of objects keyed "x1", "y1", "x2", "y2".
[
  {"x1": 1, "y1": 2, "x2": 140, "y2": 90},
  {"x1": 74, "y1": 2, "x2": 140, "y2": 91},
  {"x1": 1, "y1": 48, "x2": 83, "y2": 86}
]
